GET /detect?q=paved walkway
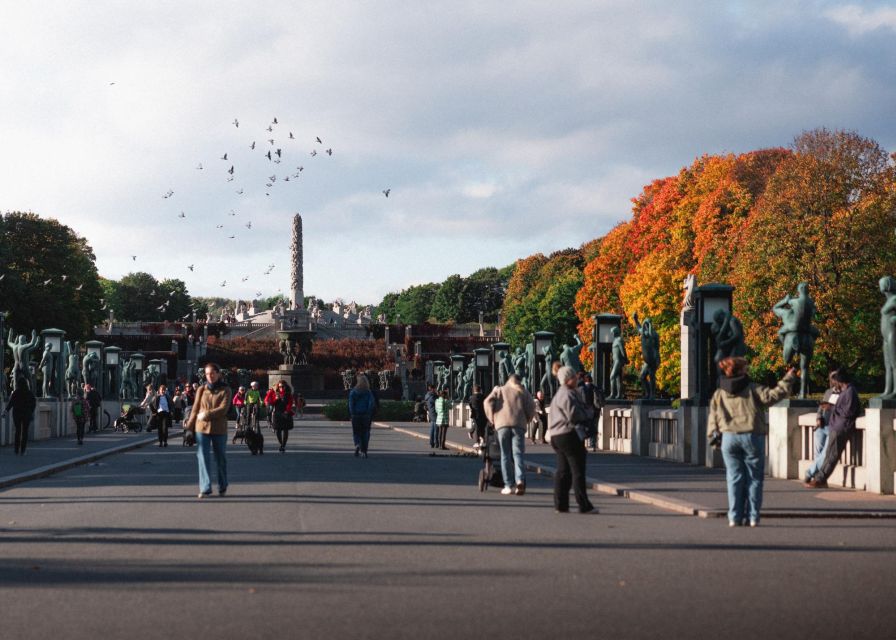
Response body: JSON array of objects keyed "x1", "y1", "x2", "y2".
[{"x1": 381, "y1": 422, "x2": 896, "y2": 518}]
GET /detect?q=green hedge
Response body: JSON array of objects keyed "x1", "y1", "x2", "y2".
[{"x1": 323, "y1": 400, "x2": 414, "y2": 422}]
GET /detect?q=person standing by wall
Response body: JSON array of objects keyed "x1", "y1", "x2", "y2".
[
  {"x1": 349, "y1": 375, "x2": 376, "y2": 458},
  {"x1": 184, "y1": 363, "x2": 232, "y2": 498},
  {"x1": 805, "y1": 369, "x2": 861, "y2": 489},
  {"x1": 547, "y1": 366, "x2": 596, "y2": 513},
  {"x1": 4, "y1": 378, "x2": 36, "y2": 455},
  {"x1": 484, "y1": 374, "x2": 535, "y2": 496},
  {"x1": 709, "y1": 357, "x2": 796, "y2": 526}
]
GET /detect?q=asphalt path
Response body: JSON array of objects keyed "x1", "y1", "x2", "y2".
[{"x1": 1, "y1": 420, "x2": 895, "y2": 640}]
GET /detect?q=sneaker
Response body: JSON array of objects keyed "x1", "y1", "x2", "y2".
[
  {"x1": 501, "y1": 487, "x2": 513, "y2": 495},
  {"x1": 218, "y1": 488, "x2": 227, "y2": 497},
  {"x1": 749, "y1": 520, "x2": 758, "y2": 527},
  {"x1": 198, "y1": 492, "x2": 211, "y2": 499},
  {"x1": 354, "y1": 447, "x2": 360, "y2": 457},
  {"x1": 515, "y1": 482, "x2": 526, "y2": 496},
  {"x1": 579, "y1": 505, "x2": 598, "y2": 514},
  {"x1": 729, "y1": 520, "x2": 739, "y2": 528}
]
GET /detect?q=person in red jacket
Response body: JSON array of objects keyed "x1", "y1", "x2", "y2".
[
  {"x1": 263, "y1": 386, "x2": 277, "y2": 429},
  {"x1": 273, "y1": 381, "x2": 295, "y2": 452}
]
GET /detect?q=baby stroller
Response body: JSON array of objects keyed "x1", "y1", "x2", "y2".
[
  {"x1": 114, "y1": 404, "x2": 144, "y2": 433},
  {"x1": 477, "y1": 425, "x2": 504, "y2": 491}
]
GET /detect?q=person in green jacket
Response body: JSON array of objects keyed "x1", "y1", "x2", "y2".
[
  {"x1": 709, "y1": 357, "x2": 797, "y2": 528},
  {"x1": 434, "y1": 390, "x2": 452, "y2": 449}
]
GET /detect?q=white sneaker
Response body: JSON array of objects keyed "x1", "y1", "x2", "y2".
[{"x1": 501, "y1": 487, "x2": 513, "y2": 495}]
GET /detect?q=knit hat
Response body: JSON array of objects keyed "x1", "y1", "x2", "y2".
[{"x1": 557, "y1": 366, "x2": 576, "y2": 384}]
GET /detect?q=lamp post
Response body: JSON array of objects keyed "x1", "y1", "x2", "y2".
[
  {"x1": 131, "y1": 353, "x2": 146, "y2": 391},
  {"x1": 474, "y1": 347, "x2": 492, "y2": 395},
  {"x1": 532, "y1": 331, "x2": 555, "y2": 397},
  {"x1": 694, "y1": 284, "x2": 734, "y2": 404},
  {"x1": 40, "y1": 328, "x2": 65, "y2": 399},
  {"x1": 104, "y1": 346, "x2": 121, "y2": 400},
  {"x1": 450, "y1": 354, "x2": 466, "y2": 402},
  {"x1": 592, "y1": 314, "x2": 623, "y2": 399},
  {"x1": 491, "y1": 341, "x2": 510, "y2": 389}
]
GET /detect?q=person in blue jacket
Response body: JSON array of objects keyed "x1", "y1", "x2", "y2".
[{"x1": 349, "y1": 374, "x2": 376, "y2": 458}]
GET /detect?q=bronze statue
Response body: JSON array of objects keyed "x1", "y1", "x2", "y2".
[
  {"x1": 879, "y1": 276, "x2": 896, "y2": 399},
  {"x1": 496, "y1": 349, "x2": 511, "y2": 386},
  {"x1": 772, "y1": 283, "x2": 818, "y2": 398},
  {"x1": 7, "y1": 329, "x2": 39, "y2": 391},
  {"x1": 38, "y1": 342, "x2": 54, "y2": 398},
  {"x1": 560, "y1": 335, "x2": 585, "y2": 373},
  {"x1": 609, "y1": 326, "x2": 628, "y2": 400},
  {"x1": 461, "y1": 360, "x2": 476, "y2": 402},
  {"x1": 82, "y1": 351, "x2": 100, "y2": 388},
  {"x1": 710, "y1": 309, "x2": 747, "y2": 364},
  {"x1": 633, "y1": 313, "x2": 660, "y2": 399},
  {"x1": 65, "y1": 341, "x2": 81, "y2": 399},
  {"x1": 539, "y1": 344, "x2": 558, "y2": 401}
]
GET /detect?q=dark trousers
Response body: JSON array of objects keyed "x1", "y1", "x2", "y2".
[
  {"x1": 551, "y1": 431, "x2": 594, "y2": 512},
  {"x1": 89, "y1": 406, "x2": 99, "y2": 432},
  {"x1": 75, "y1": 418, "x2": 86, "y2": 443},
  {"x1": 351, "y1": 415, "x2": 372, "y2": 452},
  {"x1": 814, "y1": 429, "x2": 851, "y2": 482},
  {"x1": 429, "y1": 415, "x2": 438, "y2": 447},
  {"x1": 13, "y1": 415, "x2": 30, "y2": 454},
  {"x1": 157, "y1": 411, "x2": 171, "y2": 444},
  {"x1": 275, "y1": 428, "x2": 290, "y2": 448},
  {"x1": 437, "y1": 424, "x2": 449, "y2": 449},
  {"x1": 531, "y1": 415, "x2": 547, "y2": 442}
]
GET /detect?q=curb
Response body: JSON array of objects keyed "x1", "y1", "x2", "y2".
[
  {"x1": 0, "y1": 429, "x2": 182, "y2": 491},
  {"x1": 381, "y1": 423, "x2": 896, "y2": 520}
]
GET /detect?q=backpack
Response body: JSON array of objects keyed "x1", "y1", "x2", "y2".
[{"x1": 72, "y1": 401, "x2": 84, "y2": 418}]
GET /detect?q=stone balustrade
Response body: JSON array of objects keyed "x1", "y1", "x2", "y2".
[
  {"x1": 797, "y1": 411, "x2": 866, "y2": 489},
  {"x1": 648, "y1": 408, "x2": 679, "y2": 461}
]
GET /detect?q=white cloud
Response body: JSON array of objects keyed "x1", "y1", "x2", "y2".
[{"x1": 825, "y1": 4, "x2": 896, "y2": 35}]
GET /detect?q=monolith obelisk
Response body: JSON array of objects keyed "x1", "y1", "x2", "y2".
[{"x1": 291, "y1": 213, "x2": 304, "y2": 310}]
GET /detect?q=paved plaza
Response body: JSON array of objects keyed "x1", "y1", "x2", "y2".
[{"x1": 2, "y1": 421, "x2": 896, "y2": 640}]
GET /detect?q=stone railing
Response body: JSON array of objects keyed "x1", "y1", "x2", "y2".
[
  {"x1": 608, "y1": 407, "x2": 632, "y2": 453},
  {"x1": 798, "y1": 412, "x2": 866, "y2": 490},
  {"x1": 648, "y1": 408, "x2": 679, "y2": 461}
]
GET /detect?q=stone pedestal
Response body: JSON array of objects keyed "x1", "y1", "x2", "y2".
[
  {"x1": 600, "y1": 400, "x2": 631, "y2": 452},
  {"x1": 865, "y1": 398, "x2": 896, "y2": 494},
  {"x1": 769, "y1": 399, "x2": 817, "y2": 479},
  {"x1": 451, "y1": 403, "x2": 470, "y2": 429},
  {"x1": 632, "y1": 398, "x2": 672, "y2": 457},
  {"x1": 268, "y1": 365, "x2": 324, "y2": 393}
]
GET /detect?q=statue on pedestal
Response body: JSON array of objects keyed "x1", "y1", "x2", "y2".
[
  {"x1": 633, "y1": 313, "x2": 660, "y2": 399},
  {"x1": 772, "y1": 282, "x2": 818, "y2": 398},
  {"x1": 82, "y1": 351, "x2": 100, "y2": 389},
  {"x1": 560, "y1": 335, "x2": 585, "y2": 373},
  {"x1": 609, "y1": 326, "x2": 628, "y2": 400},
  {"x1": 878, "y1": 276, "x2": 896, "y2": 399},
  {"x1": 38, "y1": 343, "x2": 54, "y2": 398},
  {"x1": 65, "y1": 341, "x2": 81, "y2": 398},
  {"x1": 710, "y1": 309, "x2": 746, "y2": 364},
  {"x1": 7, "y1": 329, "x2": 40, "y2": 391},
  {"x1": 539, "y1": 344, "x2": 558, "y2": 401},
  {"x1": 496, "y1": 349, "x2": 511, "y2": 386},
  {"x1": 462, "y1": 360, "x2": 476, "y2": 402},
  {"x1": 120, "y1": 359, "x2": 137, "y2": 400},
  {"x1": 512, "y1": 348, "x2": 527, "y2": 387}
]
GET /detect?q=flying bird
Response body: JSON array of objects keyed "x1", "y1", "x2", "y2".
[
  {"x1": 42, "y1": 278, "x2": 52, "y2": 286},
  {"x1": 229, "y1": 209, "x2": 237, "y2": 216},
  {"x1": 326, "y1": 148, "x2": 333, "y2": 156},
  {"x1": 316, "y1": 136, "x2": 322, "y2": 144},
  {"x1": 250, "y1": 141, "x2": 256, "y2": 150},
  {"x1": 132, "y1": 255, "x2": 137, "y2": 260},
  {"x1": 383, "y1": 189, "x2": 390, "y2": 197},
  {"x1": 266, "y1": 125, "x2": 273, "y2": 132},
  {"x1": 255, "y1": 291, "x2": 263, "y2": 298},
  {"x1": 75, "y1": 284, "x2": 83, "y2": 290},
  {"x1": 275, "y1": 148, "x2": 281, "y2": 158},
  {"x1": 163, "y1": 190, "x2": 174, "y2": 198},
  {"x1": 289, "y1": 132, "x2": 294, "y2": 139},
  {"x1": 228, "y1": 165, "x2": 234, "y2": 175},
  {"x1": 310, "y1": 150, "x2": 317, "y2": 157},
  {"x1": 268, "y1": 139, "x2": 275, "y2": 145},
  {"x1": 242, "y1": 276, "x2": 249, "y2": 282},
  {"x1": 228, "y1": 234, "x2": 235, "y2": 239},
  {"x1": 187, "y1": 265, "x2": 194, "y2": 271},
  {"x1": 220, "y1": 280, "x2": 227, "y2": 287},
  {"x1": 61, "y1": 275, "x2": 68, "y2": 281},
  {"x1": 221, "y1": 153, "x2": 228, "y2": 161},
  {"x1": 273, "y1": 117, "x2": 278, "y2": 124},
  {"x1": 196, "y1": 163, "x2": 203, "y2": 170},
  {"x1": 216, "y1": 224, "x2": 224, "y2": 229},
  {"x1": 245, "y1": 221, "x2": 252, "y2": 229},
  {"x1": 266, "y1": 151, "x2": 272, "y2": 160},
  {"x1": 268, "y1": 175, "x2": 276, "y2": 182},
  {"x1": 233, "y1": 118, "x2": 239, "y2": 128},
  {"x1": 236, "y1": 188, "x2": 244, "y2": 195},
  {"x1": 178, "y1": 211, "x2": 186, "y2": 218}
]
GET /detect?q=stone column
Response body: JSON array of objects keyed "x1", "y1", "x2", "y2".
[
  {"x1": 631, "y1": 399, "x2": 671, "y2": 457},
  {"x1": 290, "y1": 214, "x2": 304, "y2": 311},
  {"x1": 865, "y1": 399, "x2": 896, "y2": 494}
]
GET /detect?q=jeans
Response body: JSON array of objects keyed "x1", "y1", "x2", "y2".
[
  {"x1": 351, "y1": 414, "x2": 372, "y2": 453},
  {"x1": 721, "y1": 432, "x2": 765, "y2": 524},
  {"x1": 814, "y1": 429, "x2": 851, "y2": 483},
  {"x1": 429, "y1": 413, "x2": 438, "y2": 447},
  {"x1": 497, "y1": 427, "x2": 526, "y2": 487},
  {"x1": 196, "y1": 432, "x2": 228, "y2": 495},
  {"x1": 805, "y1": 426, "x2": 829, "y2": 480},
  {"x1": 551, "y1": 431, "x2": 594, "y2": 512}
]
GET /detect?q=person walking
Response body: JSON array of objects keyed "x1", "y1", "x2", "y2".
[
  {"x1": 547, "y1": 367, "x2": 596, "y2": 513},
  {"x1": 71, "y1": 390, "x2": 88, "y2": 445},
  {"x1": 468, "y1": 385, "x2": 488, "y2": 447},
  {"x1": 532, "y1": 390, "x2": 548, "y2": 444},
  {"x1": 4, "y1": 379, "x2": 36, "y2": 455},
  {"x1": 245, "y1": 381, "x2": 262, "y2": 428},
  {"x1": 805, "y1": 369, "x2": 862, "y2": 489},
  {"x1": 484, "y1": 374, "x2": 535, "y2": 496},
  {"x1": 150, "y1": 383, "x2": 173, "y2": 447},
  {"x1": 140, "y1": 383, "x2": 156, "y2": 431},
  {"x1": 434, "y1": 389, "x2": 451, "y2": 450},
  {"x1": 424, "y1": 384, "x2": 438, "y2": 448},
  {"x1": 183, "y1": 363, "x2": 231, "y2": 498},
  {"x1": 85, "y1": 383, "x2": 102, "y2": 432},
  {"x1": 709, "y1": 357, "x2": 796, "y2": 526},
  {"x1": 348, "y1": 375, "x2": 376, "y2": 457},
  {"x1": 273, "y1": 381, "x2": 295, "y2": 452},
  {"x1": 264, "y1": 384, "x2": 278, "y2": 429}
]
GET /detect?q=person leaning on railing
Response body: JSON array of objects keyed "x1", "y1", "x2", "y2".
[
  {"x1": 804, "y1": 369, "x2": 861, "y2": 490},
  {"x1": 709, "y1": 357, "x2": 797, "y2": 528}
]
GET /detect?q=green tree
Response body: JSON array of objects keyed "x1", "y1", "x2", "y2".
[
  {"x1": 159, "y1": 278, "x2": 193, "y2": 321},
  {"x1": 113, "y1": 272, "x2": 162, "y2": 321},
  {"x1": 430, "y1": 274, "x2": 464, "y2": 322},
  {"x1": 0, "y1": 212, "x2": 104, "y2": 339},
  {"x1": 393, "y1": 283, "x2": 439, "y2": 324},
  {"x1": 459, "y1": 266, "x2": 508, "y2": 323},
  {"x1": 375, "y1": 292, "x2": 400, "y2": 322}
]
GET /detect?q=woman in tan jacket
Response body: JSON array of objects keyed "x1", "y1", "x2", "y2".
[{"x1": 184, "y1": 363, "x2": 232, "y2": 498}]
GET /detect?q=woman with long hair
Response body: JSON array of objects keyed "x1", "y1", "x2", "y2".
[
  {"x1": 273, "y1": 380, "x2": 295, "y2": 452},
  {"x1": 183, "y1": 363, "x2": 232, "y2": 498},
  {"x1": 348, "y1": 374, "x2": 376, "y2": 457}
]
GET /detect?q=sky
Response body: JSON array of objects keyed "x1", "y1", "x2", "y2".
[{"x1": 1, "y1": 1, "x2": 895, "y2": 306}]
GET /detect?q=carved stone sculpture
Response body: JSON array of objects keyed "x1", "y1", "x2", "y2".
[
  {"x1": 461, "y1": 360, "x2": 476, "y2": 402},
  {"x1": 120, "y1": 359, "x2": 137, "y2": 400},
  {"x1": 82, "y1": 351, "x2": 100, "y2": 389},
  {"x1": 633, "y1": 313, "x2": 660, "y2": 399},
  {"x1": 496, "y1": 349, "x2": 510, "y2": 386},
  {"x1": 772, "y1": 282, "x2": 818, "y2": 398},
  {"x1": 879, "y1": 276, "x2": 896, "y2": 399},
  {"x1": 609, "y1": 326, "x2": 628, "y2": 400}
]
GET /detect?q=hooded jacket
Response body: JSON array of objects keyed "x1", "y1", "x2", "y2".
[{"x1": 708, "y1": 372, "x2": 796, "y2": 435}]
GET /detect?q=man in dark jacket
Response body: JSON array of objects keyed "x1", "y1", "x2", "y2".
[
  {"x1": 150, "y1": 384, "x2": 173, "y2": 447},
  {"x1": 85, "y1": 384, "x2": 102, "y2": 432},
  {"x1": 424, "y1": 384, "x2": 438, "y2": 449},
  {"x1": 806, "y1": 370, "x2": 861, "y2": 488},
  {"x1": 4, "y1": 379, "x2": 37, "y2": 455},
  {"x1": 468, "y1": 385, "x2": 487, "y2": 445}
]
